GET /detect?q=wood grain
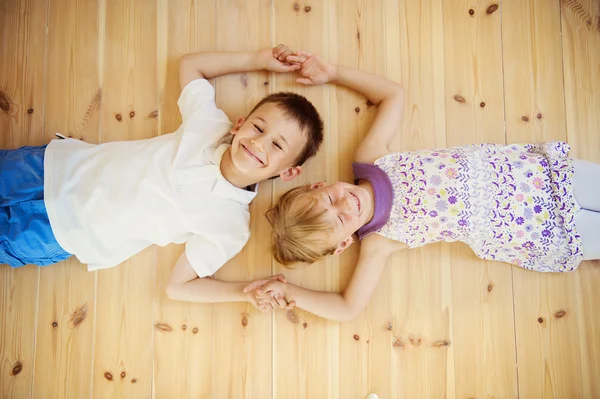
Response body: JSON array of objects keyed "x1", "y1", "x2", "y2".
[
  {"x1": 153, "y1": 1, "x2": 216, "y2": 397},
  {"x1": 32, "y1": 0, "x2": 101, "y2": 396},
  {"x1": 272, "y1": 2, "x2": 335, "y2": 398},
  {"x1": 443, "y1": 1, "x2": 518, "y2": 398},
  {"x1": 561, "y1": 0, "x2": 600, "y2": 397},
  {"x1": 0, "y1": 1, "x2": 47, "y2": 397}
]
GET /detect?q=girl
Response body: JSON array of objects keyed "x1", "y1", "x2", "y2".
[{"x1": 244, "y1": 52, "x2": 600, "y2": 322}]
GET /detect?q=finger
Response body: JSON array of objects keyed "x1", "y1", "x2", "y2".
[
  {"x1": 286, "y1": 300, "x2": 296, "y2": 310},
  {"x1": 274, "y1": 296, "x2": 288, "y2": 309},
  {"x1": 295, "y1": 51, "x2": 313, "y2": 57},
  {"x1": 243, "y1": 279, "x2": 268, "y2": 293},
  {"x1": 258, "y1": 281, "x2": 277, "y2": 294},
  {"x1": 296, "y1": 78, "x2": 313, "y2": 85},
  {"x1": 273, "y1": 44, "x2": 285, "y2": 57},
  {"x1": 278, "y1": 49, "x2": 293, "y2": 61},
  {"x1": 272, "y1": 273, "x2": 288, "y2": 284},
  {"x1": 279, "y1": 64, "x2": 301, "y2": 72},
  {"x1": 285, "y1": 55, "x2": 306, "y2": 64}
]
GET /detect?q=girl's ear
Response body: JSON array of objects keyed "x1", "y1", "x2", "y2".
[
  {"x1": 310, "y1": 181, "x2": 326, "y2": 190},
  {"x1": 334, "y1": 236, "x2": 354, "y2": 255}
]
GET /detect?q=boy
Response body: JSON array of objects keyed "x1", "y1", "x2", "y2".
[{"x1": 0, "y1": 45, "x2": 323, "y2": 309}]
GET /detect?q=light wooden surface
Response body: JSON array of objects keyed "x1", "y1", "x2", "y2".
[{"x1": 1, "y1": 1, "x2": 599, "y2": 398}]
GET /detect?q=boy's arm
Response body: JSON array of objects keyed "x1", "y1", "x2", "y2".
[
  {"x1": 179, "y1": 45, "x2": 300, "y2": 91},
  {"x1": 166, "y1": 252, "x2": 287, "y2": 309},
  {"x1": 291, "y1": 53, "x2": 404, "y2": 163}
]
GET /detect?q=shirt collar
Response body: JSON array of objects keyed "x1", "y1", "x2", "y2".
[{"x1": 210, "y1": 143, "x2": 257, "y2": 205}]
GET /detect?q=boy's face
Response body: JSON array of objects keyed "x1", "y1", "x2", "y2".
[{"x1": 229, "y1": 102, "x2": 307, "y2": 183}]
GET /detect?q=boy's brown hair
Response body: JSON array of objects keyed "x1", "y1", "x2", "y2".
[
  {"x1": 249, "y1": 92, "x2": 324, "y2": 166},
  {"x1": 265, "y1": 184, "x2": 336, "y2": 265}
]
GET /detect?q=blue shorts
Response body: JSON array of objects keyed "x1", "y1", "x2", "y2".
[{"x1": 0, "y1": 145, "x2": 71, "y2": 267}]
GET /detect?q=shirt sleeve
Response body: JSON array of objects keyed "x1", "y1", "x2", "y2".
[
  {"x1": 177, "y1": 78, "x2": 230, "y2": 123},
  {"x1": 185, "y1": 230, "x2": 251, "y2": 278}
]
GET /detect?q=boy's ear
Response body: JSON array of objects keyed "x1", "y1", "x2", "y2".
[
  {"x1": 334, "y1": 237, "x2": 354, "y2": 255},
  {"x1": 279, "y1": 166, "x2": 302, "y2": 182},
  {"x1": 309, "y1": 181, "x2": 326, "y2": 190},
  {"x1": 230, "y1": 117, "x2": 246, "y2": 135}
]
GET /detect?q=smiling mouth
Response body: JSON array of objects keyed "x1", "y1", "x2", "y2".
[
  {"x1": 242, "y1": 144, "x2": 264, "y2": 165},
  {"x1": 349, "y1": 191, "x2": 361, "y2": 213}
]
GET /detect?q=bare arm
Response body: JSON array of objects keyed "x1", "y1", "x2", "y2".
[
  {"x1": 166, "y1": 252, "x2": 287, "y2": 309},
  {"x1": 179, "y1": 45, "x2": 299, "y2": 91},
  {"x1": 246, "y1": 235, "x2": 404, "y2": 322},
  {"x1": 291, "y1": 53, "x2": 405, "y2": 163}
]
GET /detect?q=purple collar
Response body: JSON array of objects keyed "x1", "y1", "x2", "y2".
[{"x1": 353, "y1": 162, "x2": 394, "y2": 240}]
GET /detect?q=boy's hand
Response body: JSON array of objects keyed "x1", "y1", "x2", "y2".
[
  {"x1": 293, "y1": 52, "x2": 337, "y2": 85},
  {"x1": 244, "y1": 274, "x2": 293, "y2": 311},
  {"x1": 257, "y1": 44, "x2": 301, "y2": 73}
]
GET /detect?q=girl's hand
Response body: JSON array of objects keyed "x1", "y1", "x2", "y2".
[
  {"x1": 257, "y1": 44, "x2": 301, "y2": 73},
  {"x1": 247, "y1": 290, "x2": 290, "y2": 312},
  {"x1": 293, "y1": 52, "x2": 337, "y2": 85},
  {"x1": 255, "y1": 280, "x2": 296, "y2": 310}
]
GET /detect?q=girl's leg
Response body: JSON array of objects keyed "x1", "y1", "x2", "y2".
[
  {"x1": 0, "y1": 145, "x2": 46, "y2": 207},
  {"x1": 574, "y1": 209, "x2": 600, "y2": 261},
  {"x1": 572, "y1": 159, "x2": 600, "y2": 212}
]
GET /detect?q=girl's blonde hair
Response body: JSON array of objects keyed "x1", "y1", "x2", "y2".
[{"x1": 266, "y1": 185, "x2": 336, "y2": 265}]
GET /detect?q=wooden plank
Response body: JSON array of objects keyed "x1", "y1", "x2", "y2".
[
  {"x1": 386, "y1": 1, "x2": 453, "y2": 397},
  {"x1": 272, "y1": 2, "x2": 335, "y2": 398},
  {"x1": 32, "y1": 0, "x2": 101, "y2": 397},
  {"x1": 0, "y1": 0, "x2": 47, "y2": 397},
  {"x1": 153, "y1": 1, "x2": 215, "y2": 397},
  {"x1": 91, "y1": 1, "x2": 158, "y2": 397},
  {"x1": 561, "y1": 0, "x2": 600, "y2": 397},
  {"x1": 442, "y1": 1, "x2": 519, "y2": 398},
  {"x1": 327, "y1": 1, "x2": 391, "y2": 398},
  {"x1": 503, "y1": 1, "x2": 583, "y2": 398},
  {"x1": 0, "y1": 0, "x2": 48, "y2": 148},
  {"x1": 211, "y1": 1, "x2": 273, "y2": 398}
]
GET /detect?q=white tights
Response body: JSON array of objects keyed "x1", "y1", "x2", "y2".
[{"x1": 573, "y1": 159, "x2": 600, "y2": 261}]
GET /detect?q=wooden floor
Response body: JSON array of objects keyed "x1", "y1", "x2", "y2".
[{"x1": 1, "y1": 0, "x2": 599, "y2": 398}]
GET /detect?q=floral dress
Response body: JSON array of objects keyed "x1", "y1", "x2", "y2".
[{"x1": 373, "y1": 142, "x2": 583, "y2": 272}]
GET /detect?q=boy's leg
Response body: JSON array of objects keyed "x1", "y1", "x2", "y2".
[
  {"x1": 0, "y1": 145, "x2": 70, "y2": 267},
  {"x1": 572, "y1": 158, "x2": 600, "y2": 212},
  {"x1": 574, "y1": 209, "x2": 600, "y2": 261},
  {"x1": 0, "y1": 200, "x2": 71, "y2": 267},
  {"x1": 0, "y1": 145, "x2": 46, "y2": 206}
]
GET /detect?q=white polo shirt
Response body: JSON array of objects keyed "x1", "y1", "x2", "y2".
[{"x1": 44, "y1": 79, "x2": 256, "y2": 277}]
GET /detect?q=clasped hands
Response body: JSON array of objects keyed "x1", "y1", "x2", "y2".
[{"x1": 243, "y1": 274, "x2": 296, "y2": 312}]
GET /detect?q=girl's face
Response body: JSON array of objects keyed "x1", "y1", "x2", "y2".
[{"x1": 307, "y1": 181, "x2": 373, "y2": 254}]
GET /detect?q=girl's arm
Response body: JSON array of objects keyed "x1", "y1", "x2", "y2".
[
  {"x1": 290, "y1": 53, "x2": 405, "y2": 163},
  {"x1": 245, "y1": 234, "x2": 405, "y2": 322}
]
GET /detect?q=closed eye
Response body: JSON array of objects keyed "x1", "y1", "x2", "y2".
[
  {"x1": 252, "y1": 123, "x2": 264, "y2": 133},
  {"x1": 328, "y1": 195, "x2": 333, "y2": 204},
  {"x1": 273, "y1": 142, "x2": 283, "y2": 150}
]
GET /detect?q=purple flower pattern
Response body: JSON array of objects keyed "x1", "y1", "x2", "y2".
[{"x1": 374, "y1": 142, "x2": 582, "y2": 272}]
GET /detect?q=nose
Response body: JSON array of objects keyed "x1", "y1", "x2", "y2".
[
  {"x1": 337, "y1": 193, "x2": 353, "y2": 213},
  {"x1": 250, "y1": 138, "x2": 264, "y2": 152}
]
